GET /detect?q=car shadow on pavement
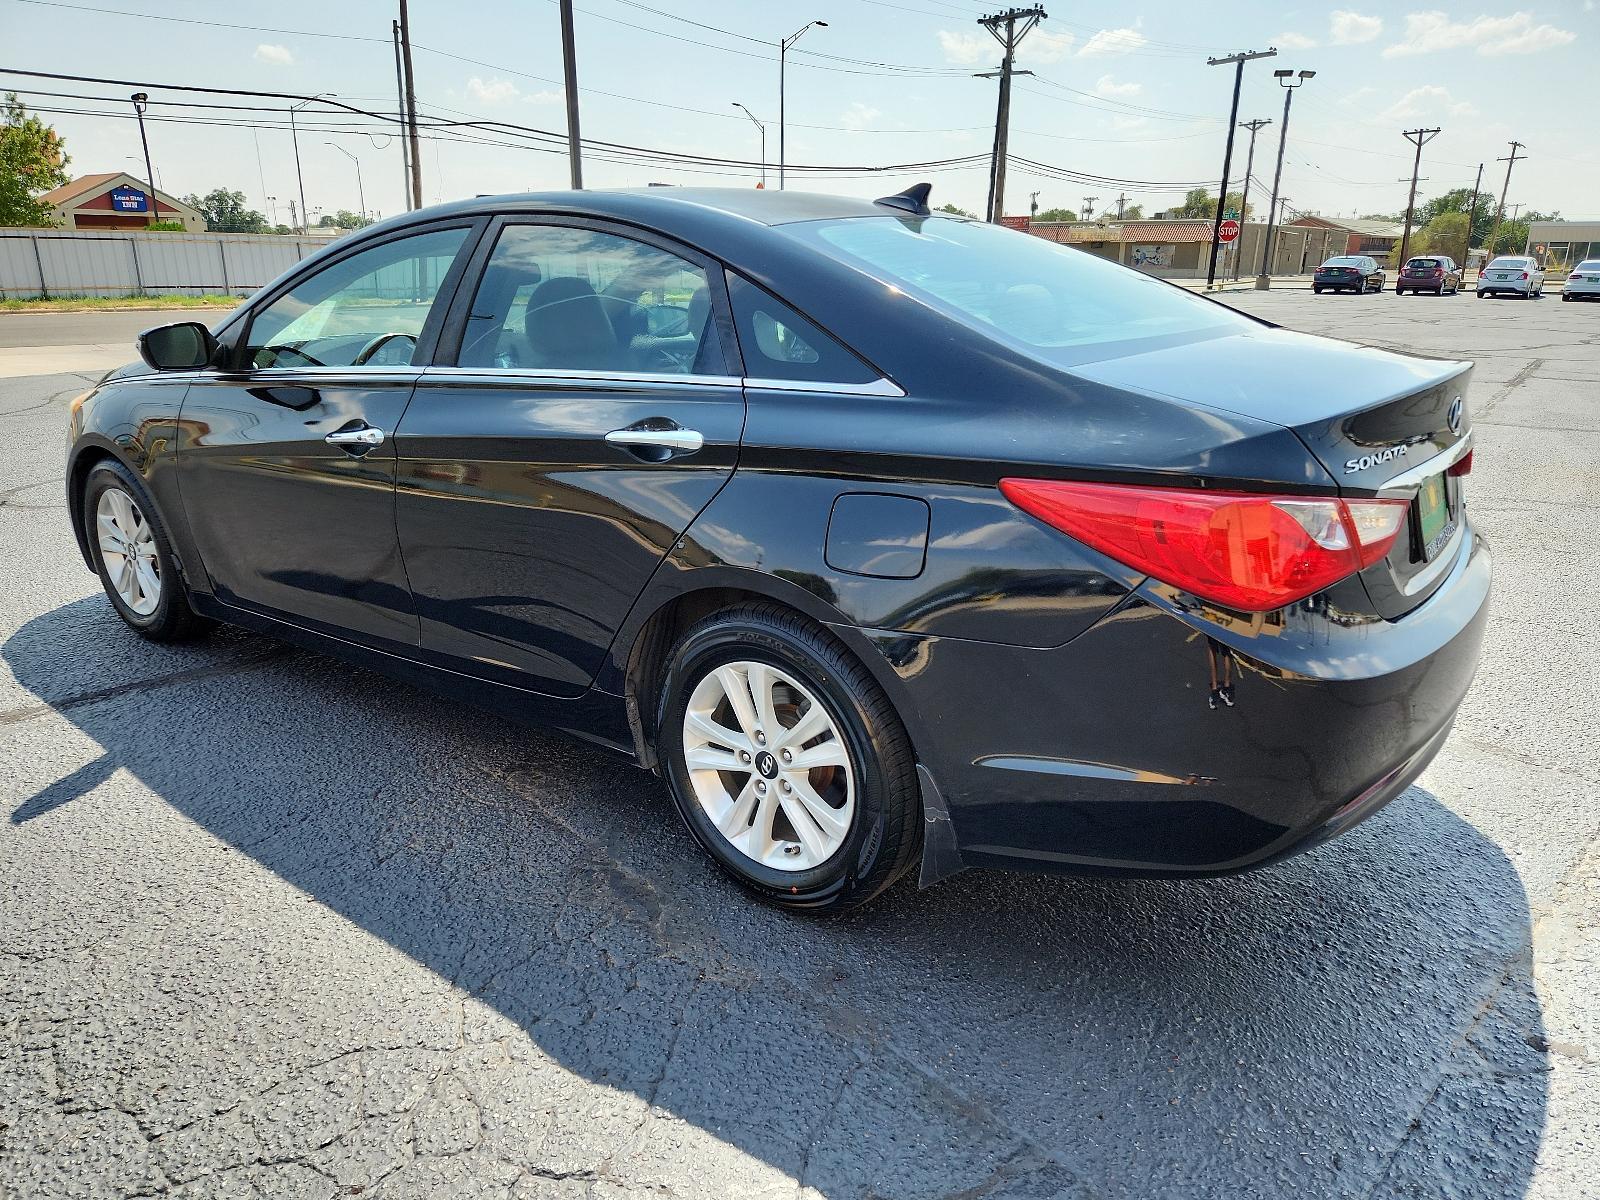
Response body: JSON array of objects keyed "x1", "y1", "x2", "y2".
[{"x1": 2, "y1": 599, "x2": 1550, "y2": 1200}]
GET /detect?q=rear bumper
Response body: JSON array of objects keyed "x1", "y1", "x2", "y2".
[{"x1": 884, "y1": 526, "x2": 1491, "y2": 879}]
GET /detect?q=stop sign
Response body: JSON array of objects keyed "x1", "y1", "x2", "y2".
[{"x1": 1218, "y1": 218, "x2": 1241, "y2": 243}]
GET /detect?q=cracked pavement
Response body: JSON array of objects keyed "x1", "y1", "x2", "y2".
[{"x1": 1, "y1": 293, "x2": 1597, "y2": 1198}]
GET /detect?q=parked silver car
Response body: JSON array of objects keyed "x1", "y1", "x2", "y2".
[
  {"x1": 1476, "y1": 255, "x2": 1545, "y2": 299},
  {"x1": 1561, "y1": 259, "x2": 1600, "y2": 302}
]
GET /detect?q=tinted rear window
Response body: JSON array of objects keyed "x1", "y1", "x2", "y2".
[
  {"x1": 1407, "y1": 258, "x2": 1443, "y2": 268},
  {"x1": 1578, "y1": 261, "x2": 1600, "y2": 271},
  {"x1": 792, "y1": 216, "x2": 1250, "y2": 366},
  {"x1": 1323, "y1": 257, "x2": 1365, "y2": 267},
  {"x1": 1489, "y1": 257, "x2": 1532, "y2": 269}
]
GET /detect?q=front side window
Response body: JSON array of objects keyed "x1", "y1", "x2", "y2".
[
  {"x1": 796, "y1": 215, "x2": 1250, "y2": 366},
  {"x1": 456, "y1": 224, "x2": 722, "y2": 375},
  {"x1": 244, "y1": 227, "x2": 469, "y2": 369}
]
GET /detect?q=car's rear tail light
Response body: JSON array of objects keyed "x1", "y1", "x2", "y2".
[
  {"x1": 1571, "y1": 273, "x2": 1583, "y2": 280},
  {"x1": 1447, "y1": 449, "x2": 1473, "y2": 477},
  {"x1": 998, "y1": 479, "x2": 1409, "y2": 612},
  {"x1": 1433, "y1": 268, "x2": 1443, "y2": 277},
  {"x1": 1520, "y1": 271, "x2": 1530, "y2": 280}
]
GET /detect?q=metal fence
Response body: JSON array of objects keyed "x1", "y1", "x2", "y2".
[{"x1": 0, "y1": 229, "x2": 343, "y2": 300}]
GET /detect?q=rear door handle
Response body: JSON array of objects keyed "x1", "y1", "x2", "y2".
[
  {"x1": 604, "y1": 427, "x2": 704, "y2": 454},
  {"x1": 325, "y1": 424, "x2": 385, "y2": 449}
]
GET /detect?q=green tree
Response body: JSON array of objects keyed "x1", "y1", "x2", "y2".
[
  {"x1": 1414, "y1": 189, "x2": 1494, "y2": 250},
  {"x1": 1416, "y1": 211, "x2": 1469, "y2": 259},
  {"x1": 317, "y1": 209, "x2": 373, "y2": 230},
  {"x1": 936, "y1": 202, "x2": 977, "y2": 218},
  {"x1": 1492, "y1": 208, "x2": 1559, "y2": 256},
  {"x1": 1171, "y1": 188, "x2": 1249, "y2": 220},
  {"x1": 0, "y1": 93, "x2": 70, "y2": 227},
  {"x1": 182, "y1": 188, "x2": 269, "y2": 233},
  {"x1": 1035, "y1": 207, "x2": 1076, "y2": 222},
  {"x1": 1094, "y1": 204, "x2": 1144, "y2": 221}
]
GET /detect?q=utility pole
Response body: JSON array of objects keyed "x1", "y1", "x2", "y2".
[
  {"x1": 976, "y1": 7, "x2": 1047, "y2": 224},
  {"x1": 1396, "y1": 127, "x2": 1441, "y2": 268},
  {"x1": 1257, "y1": 68, "x2": 1314, "y2": 289},
  {"x1": 128, "y1": 93, "x2": 159, "y2": 227},
  {"x1": 1462, "y1": 161, "x2": 1483, "y2": 276},
  {"x1": 1232, "y1": 118, "x2": 1270, "y2": 280},
  {"x1": 778, "y1": 19, "x2": 828, "y2": 190},
  {"x1": 1115, "y1": 192, "x2": 1128, "y2": 220},
  {"x1": 1204, "y1": 49, "x2": 1277, "y2": 289},
  {"x1": 558, "y1": 0, "x2": 583, "y2": 188},
  {"x1": 392, "y1": 20, "x2": 412, "y2": 210},
  {"x1": 1081, "y1": 195, "x2": 1098, "y2": 221},
  {"x1": 398, "y1": 0, "x2": 423, "y2": 207},
  {"x1": 1485, "y1": 140, "x2": 1526, "y2": 259},
  {"x1": 1030, "y1": 190, "x2": 1040, "y2": 217}
]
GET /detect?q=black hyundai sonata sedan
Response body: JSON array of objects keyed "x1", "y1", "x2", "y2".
[{"x1": 66, "y1": 185, "x2": 1488, "y2": 911}]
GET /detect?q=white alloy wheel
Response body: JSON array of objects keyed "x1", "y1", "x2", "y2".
[
  {"x1": 96, "y1": 487, "x2": 161, "y2": 616},
  {"x1": 680, "y1": 660, "x2": 856, "y2": 872}
]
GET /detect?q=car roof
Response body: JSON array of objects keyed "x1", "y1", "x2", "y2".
[{"x1": 382, "y1": 187, "x2": 898, "y2": 230}]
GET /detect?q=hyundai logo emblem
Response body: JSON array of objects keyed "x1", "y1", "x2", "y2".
[{"x1": 1447, "y1": 395, "x2": 1464, "y2": 435}]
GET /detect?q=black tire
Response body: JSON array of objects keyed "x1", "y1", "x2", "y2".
[
  {"x1": 1478, "y1": 290, "x2": 1487, "y2": 299},
  {"x1": 656, "y1": 603, "x2": 921, "y2": 913},
  {"x1": 1313, "y1": 286, "x2": 1323, "y2": 294},
  {"x1": 1563, "y1": 293, "x2": 1573, "y2": 302},
  {"x1": 82, "y1": 459, "x2": 208, "y2": 642}
]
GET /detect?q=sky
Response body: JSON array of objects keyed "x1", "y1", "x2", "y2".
[{"x1": 3, "y1": 0, "x2": 1596, "y2": 227}]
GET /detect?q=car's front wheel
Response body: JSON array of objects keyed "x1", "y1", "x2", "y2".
[
  {"x1": 656, "y1": 604, "x2": 921, "y2": 913},
  {"x1": 83, "y1": 459, "x2": 206, "y2": 642}
]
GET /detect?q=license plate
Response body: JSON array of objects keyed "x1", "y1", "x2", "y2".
[{"x1": 1416, "y1": 473, "x2": 1453, "y2": 560}]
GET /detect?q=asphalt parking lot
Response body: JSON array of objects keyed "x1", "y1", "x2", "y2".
[{"x1": 1, "y1": 291, "x2": 1597, "y2": 1200}]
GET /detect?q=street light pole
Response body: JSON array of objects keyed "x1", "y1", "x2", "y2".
[
  {"x1": 1256, "y1": 69, "x2": 1314, "y2": 290},
  {"x1": 732, "y1": 102, "x2": 768, "y2": 187},
  {"x1": 128, "y1": 93, "x2": 159, "y2": 227},
  {"x1": 325, "y1": 143, "x2": 366, "y2": 225},
  {"x1": 779, "y1": 19, "x2": 827, "y2": 191},
  {"x1": 289, "y1": 94, "x2": 335, "y2": 235}
]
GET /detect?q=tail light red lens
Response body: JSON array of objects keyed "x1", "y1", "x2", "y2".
[
  {"x1": 1447, "y1": 449, "x2": 1473, "y2": 477},
  {"x1": 1572, "y1": 273, "x2": 1583, "y2": 281},
  {"x1": 999, "y1": 479, "x2": 1410, "y2": 612},
  {"x1": 1520, "y1": 271, "x2": 1530, "y2": 280}
]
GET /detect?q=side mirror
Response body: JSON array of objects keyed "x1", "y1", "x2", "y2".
[{"x1": 138, "y1": 321, "x2": 218, "y2": 372}]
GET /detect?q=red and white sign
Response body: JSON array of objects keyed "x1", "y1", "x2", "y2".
[
  {"x1": 1000, "y1": 215, "x2": 1031, "y2": 231},
  {"x1": 1217, "y1": 218, "x2": 1241, "y2": 243}
]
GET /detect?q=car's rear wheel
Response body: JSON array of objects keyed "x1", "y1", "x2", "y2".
[
  {"x1": 83, "y1": 460, "x2": 206, "y2": 642},
  {"x1": 656, "y1": 604, "x2": 921, "y2": 913},
  {"x1": 1313, "y1": 285, "x2": 1323, "y2": 294}
]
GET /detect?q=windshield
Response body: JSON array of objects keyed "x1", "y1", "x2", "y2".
[
  {"x1": 1323, "y1": 257, "x2": 1365, "y2": 267},
  {"x1": 792, "y1": 216, "x2": 1251, "y2": 365}
]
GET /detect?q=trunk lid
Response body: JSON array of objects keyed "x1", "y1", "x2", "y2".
[{"x1": 1071, "y1": 326, "x2": 1473, "y2": 618}]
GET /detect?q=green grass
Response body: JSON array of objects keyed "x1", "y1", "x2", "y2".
[{"x1": 0, "y1": 294, "x2": 242, "y2": 313}]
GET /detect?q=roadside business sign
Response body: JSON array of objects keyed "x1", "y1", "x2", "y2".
[
  {"x1": 999, "y1": 215, "x2": 1031, "y2": 231},
  {"x1": 109, "y1": 186, "x2": 149, "y2": 213},
  {"x1": 1218, "y1": 218, "x2": 1241, "y2": 243}
]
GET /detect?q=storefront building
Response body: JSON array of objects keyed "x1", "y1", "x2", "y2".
[
  {"x1": 1526, "y1": 221, "x2": 1600, "y2": 272},
  {"x1": 38, "y1": 172, "x2": 206, "y2": 232}
]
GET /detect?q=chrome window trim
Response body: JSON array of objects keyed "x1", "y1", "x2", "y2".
[
  {"x1": 419, "y1": 365, "x2": 743, "y2": 389},
  {"x1": 1377, "y1": 432, "x2": 1473, "y2": 495},
  {"x1": 742, "y1": 376, "x2": 906, "y2": 397},
  {"x1": 187, "y1": 367, "x2": 426, "y2": 387}
]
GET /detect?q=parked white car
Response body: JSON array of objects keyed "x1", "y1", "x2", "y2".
[
  {"x1": 1476, "y1": 255, "x2": 1545, "y2": 299},
  {"x1": 1561, "y1": 259, "x2": 1600, "y2": 302}
]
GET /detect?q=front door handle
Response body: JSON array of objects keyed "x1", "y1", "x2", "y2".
[
  {"x1": 325, "y1": 424, "x2": 385, "y2": 450},
  {"x1": 604, "y1": 427, "x2": 704, "y2": 454}
]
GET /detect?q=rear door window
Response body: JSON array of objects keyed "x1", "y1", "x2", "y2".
[{"x1": 456, "y1": 223, "x2": 725, "y2": 376}]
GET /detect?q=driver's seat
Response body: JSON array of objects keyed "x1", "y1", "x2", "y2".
[{"x1": 522, "y1": 277, "x2": 623, "y2": 371}]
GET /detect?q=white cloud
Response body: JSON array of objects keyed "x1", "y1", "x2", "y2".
[
  {"x1": 524, "y1": 90, "x2": 562, "y2": 105},
  {"x1": 937, "y1": 30, "x2": 990, "y2": 64},
  {"x1": 1094, "y1": 74, "x2": 1142, "y2": 98},
  {"x1": 1383, "y1": 11, "x2": 1576, "y2": 57},
  {"x1": 839, "y1": 102, "x2": 882, "y2": 130},
  {"x1": 1276, "y1": 32, "x2": 1318, "y2": 50},
  {"x1": 466, "y1": 76, "x2": 520, "y2": 104},
  {"x1": 1329, "y1": 11, "x2": 1383, "y2": 45},
  {"x1": 1378, "y1": 84, "x2": 1479, "y2": 121},
  {"x1": 253, "y1": 44, "x2": 294, "y2": 66},
  {"x1": 1021, "y1": 30, "x2": 1077, "y2": 63},
  {"x1": 1078, "y1": 27, "x2": 1148, "y2": 57}
]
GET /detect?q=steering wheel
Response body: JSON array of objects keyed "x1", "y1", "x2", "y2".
[
  {"x1": 262, "y1": 343, "x2": 325, "y2": 368},
  {"x1": 351, "y1": 332, "x2": 417, "y2": 367}
]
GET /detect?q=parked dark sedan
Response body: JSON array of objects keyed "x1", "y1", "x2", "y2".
[
  {"x1": 1313, "y1": 255, "x2": 1386, "y2": 294},
  {"x1": 66, "y1": 186, "x2": 1488, "y2": 911},
  {"x1": 1396, "y1": 255, "x2": 1462, "y2": 296}
]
